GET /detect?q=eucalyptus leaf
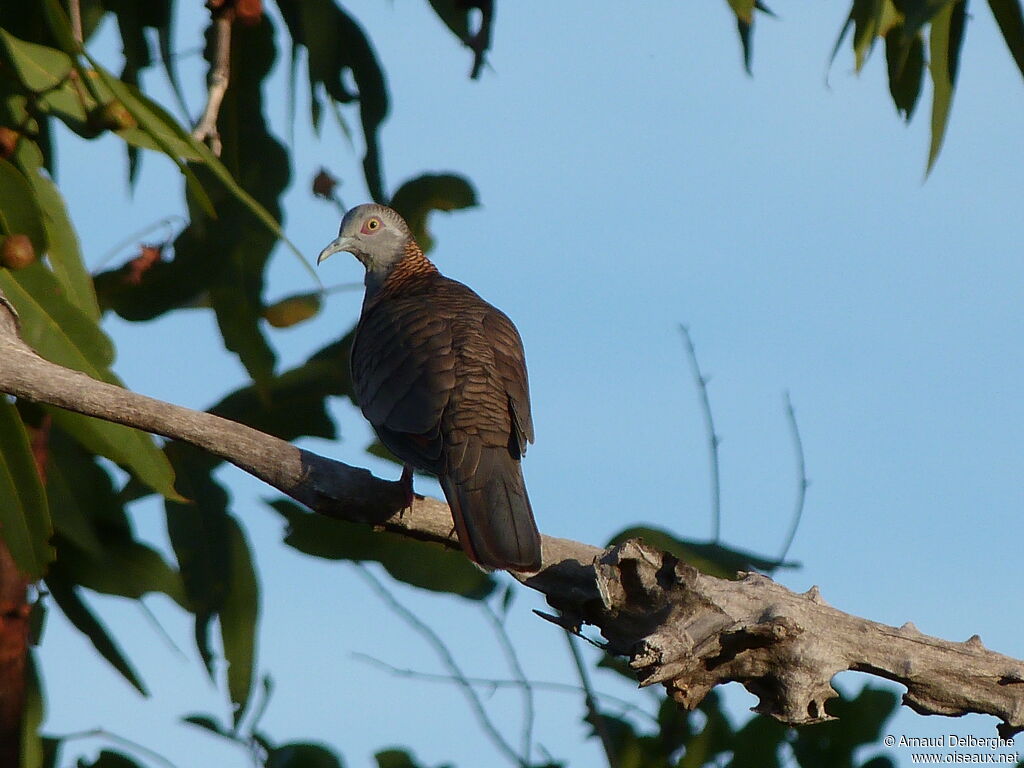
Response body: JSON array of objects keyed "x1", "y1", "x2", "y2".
[
  {"x1": 988, "y1": 0, "x2": 1024, "y2": 78},
  {"x1": 0, "y1": 157, "x2": 47, "y2": 256},
  {"x1": 0, "y1": 398, "x2": 52, "y2": 579},
  {"x1": 388, "y1": 173, "x2": 478, "y2": 253},
  {"x1": 0, "y1": 29, "x2": 71, "y2": 92},
  {"x1": 45, "y1": 572, "x2": 147, "y2": 695},
  {"x1": 20, "y1": 143, "x2": 100, "y2": 319},
  {"x1": 927, "y1": 0, "x2": 966, "y2": 172},
  {"x1": 269, "y1": 498, "x2": 495, "y2": 599},
  {"x1": 0, "y1": 262, "x2": 179, "y2": 498},
  {"x1": 267, "y1": 743, "x2": 343, "y2": 768},
  {"x1": 221, "y1": 514, "x2": 260, "y2": 724}
]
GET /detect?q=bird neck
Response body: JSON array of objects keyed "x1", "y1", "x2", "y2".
[{"x1": 364, "y1": 241, "x2": 439, "y2": 300}]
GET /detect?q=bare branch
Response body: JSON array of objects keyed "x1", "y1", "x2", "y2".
[
  {"x1": 355, "y1": 565, "x2": 526, "y2": 766},
  {"x1": 565, "y1": 632, "x2": 617, "y2": 768},
  {"x1": 776, "y1": 391, "x2": 808, "y2": 564},
  {"x1": 1, "y1": 293, "x2": 1022, "y2": 738},
  {"x1": 192, "y1": 11, "x2": 232, "y2": 156},
  {"x1": 69, "y1": 0, "x2": 83, "y2": 46},
  {"x1": 679, "y1": 324, "x2": 722, "y2": 541},
  {"x1": 481, "y1": 600, "x2": 536, "y2": 761},
  {"x1": 351, "y1": 653, "x2": 658, "y2": 722}
]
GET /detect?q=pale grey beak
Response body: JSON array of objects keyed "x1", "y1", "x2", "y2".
[{"x1": 317, "y1": 236, "x2": 355, "y2": 265}]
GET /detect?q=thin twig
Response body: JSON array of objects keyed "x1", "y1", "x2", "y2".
[
  {"x1": 192, "y1": 12, "x2": 231, "y2": 156},
  {"x1": 351, "y1": 652, "x2": 658, "y2": 723},
  {"x1": 481, "y1": 601, "x2": 536, "y2": 761},
  {"x1": 680, "y1": 324, "x2": 722, "y2": 541},
  {"x1": 355, "y1": 565, "x2": 526, "y2": 767},
  {"x1": 58, "y1": 728, "x2": 178, "y2": 768},
  {"x1": 69, "y1": 0, "x2": 83, "y2": 45},
  {"x1": 776, "y1": 391, "x2": 809, "y2": 564},
  {"x1": 95, "y1": 216, "x2": 184, "y2": 270},
  {"x1": 565, "y1": 632, "x2": 617, "y2": 768},
  {"x1": 136, "y1": 599, "x2": 186, "y2": 659}
]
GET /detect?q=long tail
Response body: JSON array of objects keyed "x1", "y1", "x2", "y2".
[{"x1": 440, "y1": 448, "x2": 542, "y2": 572}]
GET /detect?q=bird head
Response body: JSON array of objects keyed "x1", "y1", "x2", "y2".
[{"x1": 317, "y1": 204, "x2": 413, "y2": 277}]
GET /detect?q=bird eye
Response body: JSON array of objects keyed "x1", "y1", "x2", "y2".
[{"x1": 365, "y1": 217, "x2": 381, "y2": 233}]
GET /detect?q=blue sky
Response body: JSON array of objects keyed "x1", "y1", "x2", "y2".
[{"x1": 37, "y1": 1, "x2": 1023, "y2": 766}]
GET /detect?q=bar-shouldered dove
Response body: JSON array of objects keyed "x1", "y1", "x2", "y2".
[{"x1": 318, "y1": 204, "x2": 542, "y2": 572}]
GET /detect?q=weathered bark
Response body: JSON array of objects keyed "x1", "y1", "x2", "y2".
[{"x1": 1, "y1": 289, "x2": 1022, "y2": 738}]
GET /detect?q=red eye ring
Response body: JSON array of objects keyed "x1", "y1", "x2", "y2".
[{"x1": 362, "y1": 217, "x2": 382, "y2": 234}]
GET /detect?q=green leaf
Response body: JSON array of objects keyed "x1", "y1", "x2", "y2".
[
  {"x1": 0, "y1": 29, "x2": 71, "y2": 92},
  {"x1": 83, "y1": 60, "x2": 215, "y2": 217},
  {"x1": 901, "y1": 0, "x2": 957, "y2": 40},
  {"x1": 606, "y1": 526, "x2": 796, "y2": 579},
  {"x1": 19, "y1": 653, "x2": 45, "y2": 768},
  {"x1": 988, "y1": 0, "x2": 1024, "y2": 79},
  {"x1": 41, "y1": 738, "x2": 61, "y2": 768},
  {"x1": 268, "y1": 743, "x2": 344, "y2": 768},
  {"x1": 885, "y1": 28, "x2": 925, "y2": 119},
  {"x1": 375, "y1": 749, "x2": 439, "y2": 768},
  {"x1": 830, "y1": 0, "x2": 900, "y2": 73},
  {"x1": 263, "y1": 291, "x2": 322, "y2": 328},
  {"x1": 19, "y1": 143, "x2": 100, "y2": 318},
  {"x1": 182, "y1": 714, "x2": 229, "y2": 737},
  {"x1": 427, "y1": 1, "x2": 474, "y2": 42},
  {"x1": 426, "y1": 0, "x2": 493, "y2": 77},
  {"x1": 0, "y1": 158, "x2": 47, "y2": 256},
  {"x1": 121, "y1": 335, "x2": 352, "y2": 505},
  {"x1": 0, "y1": 263, "x2": 179, "y2": 498},
  {"x1": 52, "y1": 533, "x2": 185, "y2": 604},
  {"x1": 388, "y1": 173, "x2": 478, "y2": 253},
  {"x1": 723, "y1": 0, "x2": 757, "y2": 71},
  {"x1": 166, "y1": 453, "x2": 231, "y2": 618},
  {"x1": 926, "y1": 0, "x2": 967, "y2": 172},
  {"x1": 0, "y1": 398, "x2": 53, "y2": 577},
  {"x1": 106, "y1": 0, "x2": 156, "y2": 85},
  {"x1": 679, "y1": 691, "x2": 734, "y2": 768},
  {"x1": 728, "y1": 714, "x2": 788, "y2": 768},
  {"x1": 269, "y1": 498, "x2": 495, "y2": 600},
  {"x1": 726, "y1": 0, "x2": 756, "y2": 22},
  {"x1": 277, "y1": 0, "x2": 389, "y2": 202},
  {"x1": 1, "y1": 261, "x2": 113, "y2": 367},
  {"x1": 44, "y1": 428, "x2": 109, "y2": 557},
  {"x1": 165, "y1": 449, "x2": 254, "y2": 689},
  {"x1": 791, "y1": 686, "x2": 898, "y2": 767},
  {"x1": 47, "y1": 408, "x2": 180, "y2": 502},
  {"x1": 221, "y1": 514, "x2": 260, "y2": 724},
  {"x1": 736, "y1": 16, "x2": 755, "y2": 74},
  {"x1": 156, "y1": 10, "x2": 190, "y2": 119},
  {"x1": 47, "y1": 450, "x2": 184, "y2": 606},
  {"x1": 209, "y1": 335, "x2": 351, "y2": 443},
  {"x1": 35, "y1": 78, "x2": 94, "y2": 137},
  {"x1": 75, "y1": 750, "x2": 145, "y2": 768},
  {"x1": 45, "y1": 573, "x2": 147, "y2": 695}
]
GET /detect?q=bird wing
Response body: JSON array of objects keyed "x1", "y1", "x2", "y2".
[
  {"x1": 481, "y1": 307, "x2": 534, "y2": 454},
  {"x1": 350, "y1": 290, "x2": 457, "y2": 470}
]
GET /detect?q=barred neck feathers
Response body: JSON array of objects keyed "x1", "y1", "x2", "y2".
[{"x1": 365, "y1": 240, "x2": 439, "y2": 301}]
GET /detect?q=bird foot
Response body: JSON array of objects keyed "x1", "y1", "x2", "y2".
[{"x1": 398, "y1": 465, "x2": 415, "y2": 517}]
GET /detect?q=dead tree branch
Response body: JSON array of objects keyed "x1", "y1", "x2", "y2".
[
  {"x1": 192, "y1": 9, "x2": 232, "y2": 156},
  {"x1": 0, "y1": 292, "x2": 1022, "y2": 738}
]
